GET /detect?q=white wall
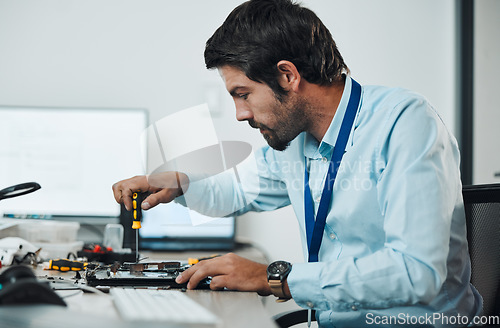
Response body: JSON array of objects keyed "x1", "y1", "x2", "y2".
[
  {"x1": 0, "y1": 0, "x2": 456, "y2": 272},
  {"x1": 473, "y1": 0, "x2": 500, "y2": 184}
]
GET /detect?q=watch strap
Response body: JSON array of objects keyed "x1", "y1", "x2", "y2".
[{"x1": 269, "y1": 279, "x2": 290, "y2": 301}]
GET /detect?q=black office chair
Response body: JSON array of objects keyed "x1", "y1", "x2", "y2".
[
  {"x1": 463, "y1": 183, "x2": 500, "y2": 318},
  {"x1": 273, "y1": 183, "x2": 500, "y2": 327}
]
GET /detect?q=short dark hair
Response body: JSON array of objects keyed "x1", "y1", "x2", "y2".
[{"x1": 204, "y1": 0, "x2": 349, "y2": 98}]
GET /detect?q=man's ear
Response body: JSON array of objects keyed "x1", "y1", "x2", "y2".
[{"x1": 276, "y1": 60, "x2": 301, "y2": 93}]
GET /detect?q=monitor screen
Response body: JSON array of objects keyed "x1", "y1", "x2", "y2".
[
  {"x1": 139, "y1": 202, "x2": 235, "y2": 250},
  {"x1": 0, "y1": 106, "x2": 147, "y2": 218},
  {"x1": 0, "y1": 105, "x2": 235, "y2": 250}
]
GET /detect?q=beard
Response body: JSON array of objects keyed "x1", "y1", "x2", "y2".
[{"x1": 249, "y1": 94, "x2": 311, "y2": 151}]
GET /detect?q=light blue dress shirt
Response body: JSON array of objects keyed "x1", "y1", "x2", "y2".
[{"x1": 179, "y1": 76, "x2": 482, "y2": 327}]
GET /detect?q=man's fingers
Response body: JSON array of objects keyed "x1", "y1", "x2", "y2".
[
  {"x1": 112, "y1": 183, "x2": 133, "y2": 211},
  {"x1": 175, "y1": 254, "x2": 269, "y2": 293},
  {"x1": 112, "y1": 176, "x2": 151, "y2": 211},
  {"x1": 112, "y1": 182, "x2": 124, "y2": 203},
  {"x1": 122, "y1": 190, "x2": 134, "y2": 212},
  {"x1": 142, "y1": 188, "x2": 179, "y2": 210},
  {"x1": 113, "y1": 173, "x2": 187, "y2": 212},
  {"x1": 186, "y1": 270, "x2": 207, "y2": 290},
  {"x1": 209, "y1": 276, "x2": 229, "y2": 291},
  {"x1": 176, "y1": 258, "x2": 226, "y2": 289},
  {"x1": 148, "y1": 172, "x2": 180, "y2": 189}
]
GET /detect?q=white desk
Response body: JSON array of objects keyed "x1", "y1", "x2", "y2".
[{"x1": 0, "y1": 246, "x2": 279, "y2": 328}]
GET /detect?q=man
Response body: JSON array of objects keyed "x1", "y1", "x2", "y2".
[{"x1": 112, "y1": 0, "x2": 482, "y2": 326}]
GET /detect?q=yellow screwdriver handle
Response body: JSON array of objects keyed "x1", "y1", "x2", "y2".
[
  {"x1": 49, "y1": 259, "x2": 87, "y2": 272},
  {"x1": 132, "y1": 192, "x2": 144, "y2": 230}
]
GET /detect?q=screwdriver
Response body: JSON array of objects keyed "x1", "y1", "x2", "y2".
[
  {"x1": 187, "y1": 254, "x2": 221, "y2": 265},
  {"x1": 48, "y1": 259, "x2": 88, "y2": 272},
  {"x1": 132, "y1": 191, "x2": 144, "y2": 263}
]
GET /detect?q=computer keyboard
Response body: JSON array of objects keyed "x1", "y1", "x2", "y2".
[{"x1": 110, "y1": 288, "x2": 218, "y2": 326}]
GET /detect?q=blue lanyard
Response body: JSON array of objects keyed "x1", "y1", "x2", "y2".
[{"x1": 304, "y1": 79, "x2": 361, "y2": 263}]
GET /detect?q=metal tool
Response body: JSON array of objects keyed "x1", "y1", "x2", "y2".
[{"x1": 131, "y1": 192, "x2": 144, "y2": 262}]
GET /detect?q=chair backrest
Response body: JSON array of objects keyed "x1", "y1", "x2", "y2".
[{"x1": 463, "y1": 183, "x2": 500, "y2": 316}]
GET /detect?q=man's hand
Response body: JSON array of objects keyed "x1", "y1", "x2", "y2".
[
  {"x1": 176, "y1": 253, "x2": 273, "y2": 296},
  {"x1": 111, "y1": 172, "x2": 189, "y2": 211}
]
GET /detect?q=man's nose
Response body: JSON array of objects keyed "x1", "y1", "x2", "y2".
[{"x1": 235, "y1": 102, "x2": 253, "y2": 122}]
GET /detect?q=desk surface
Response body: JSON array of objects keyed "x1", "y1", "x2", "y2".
[
  {"x1": 0, "y1": 246, "x2": 279, "y2": 328},
  {"x1": 0, "y1": 289, "x2": 276, "y2": 328}
]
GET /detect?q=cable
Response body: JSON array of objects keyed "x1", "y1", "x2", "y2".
[
  {"x1": 51, "y1": 282, "x2": 108, "y2": 297},
  {"x1": 40, "y1": 275, "x2": 108, "y2": 297}
]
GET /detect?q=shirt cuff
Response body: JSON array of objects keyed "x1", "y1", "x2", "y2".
[{"x1": 288, "y1": 262, "x2": 331, "y2": 311}]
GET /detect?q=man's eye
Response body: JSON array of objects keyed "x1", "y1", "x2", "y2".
[{"x1": 239, "y1": 93, "x2": 248, "y2": 100}]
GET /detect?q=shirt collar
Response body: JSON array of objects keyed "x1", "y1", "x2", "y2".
[{"x1": 303, "y1": 75, "x2": 353, "y2": 159}]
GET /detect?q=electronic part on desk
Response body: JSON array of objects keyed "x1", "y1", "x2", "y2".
[
  {"x1": 85, "y1": 260, "x2": 211, "y2": 289},
  {"x1": 110, "y1": 288, "x2": 218, "y2": 326}
]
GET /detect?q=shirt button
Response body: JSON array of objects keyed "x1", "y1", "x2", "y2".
[
  {"x1": 315, "y1": 196, "x2": 321, "y2": 203},
  {"x1": 329, "y1": 233, "x2": 336, "y2": 240},
  {"x1": 351, "y1": 305, "x2": 358, "y2": 311},
  {"x1": 321, "y1": 157, "x2": 328, "y2": 163},
  {"x1": 306, "y1": 301, "x2": 314, "y2": 308}
]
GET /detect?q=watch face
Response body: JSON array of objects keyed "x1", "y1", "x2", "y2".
[
  {"x1": 269, "y1": 261, "x2": 288, "y2": 274},
  {"x1": 267, "y1": 261, "x2": 291, "y2": 280}
]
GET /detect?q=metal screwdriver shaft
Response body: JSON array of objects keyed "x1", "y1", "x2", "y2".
[{"x1": 136, "y1": 229, "x2": 139, "y2": 262}]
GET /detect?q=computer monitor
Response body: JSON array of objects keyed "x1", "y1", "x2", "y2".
[
  {"x1": 138, "y1": 202, "x2": 235, "y2": 251},
  {"x1": 0, "y1": 105, "x2": 236, "y2": 250},
  {"x1": 0, "y1": 106, "x2": 147, "y2": 219}
]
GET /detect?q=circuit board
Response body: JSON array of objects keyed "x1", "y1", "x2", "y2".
[{"x1": 85, "y1": 261, "x2": 211, "y2": 289}]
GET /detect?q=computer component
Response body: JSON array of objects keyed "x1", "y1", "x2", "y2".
[
  {"x1": 76, "y1": 244, "x2": 136, "y2": 264},
  {"x1": 110, "y1": 288, "x2": 218, "y2": 326},
  {"x1": 85, "y1": 261, "x2": 211, "y2": 289}
]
